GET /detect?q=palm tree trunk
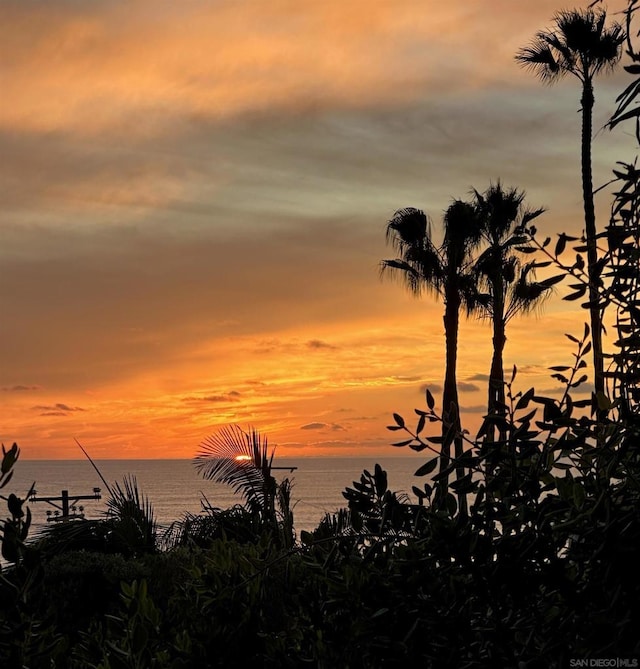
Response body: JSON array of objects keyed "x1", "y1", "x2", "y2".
[
  {"x1": 487, "y1": 275, "x2": 507, "y2": 442},
  {"x1": 489, "y1": 322, "x2": 507, "y2": 438},
  {"x1": 440, "y1": 288, "x2": 467, "y2": 514},
  {"x1": 441, "y1": 294, "x2": 459, "y2": 470},
  {"x1": 581, "y1": 78, "x2": 606, "y2": 404},
  {"x1": 484, "y1": 319, "x2": 507, "y2": 501}
]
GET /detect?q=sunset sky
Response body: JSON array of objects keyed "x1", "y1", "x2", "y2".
[{"x1": 1, "y1": 0, "x2": 636, "y2": 460}]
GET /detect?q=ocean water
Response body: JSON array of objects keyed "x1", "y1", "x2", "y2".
[{"x1": 6, "y1": 457, "x2": 425, "y2": 536}]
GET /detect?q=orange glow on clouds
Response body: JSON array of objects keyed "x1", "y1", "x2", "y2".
[
  {"x1": 3, "y1": 304, "x2": 594, "y2": 460},
  {"x1": 0, "y1": 0, "x2": 628, "y2": 459},
  {"x1": 0, "y1": 0, "x2": 583, "y2": 136}
]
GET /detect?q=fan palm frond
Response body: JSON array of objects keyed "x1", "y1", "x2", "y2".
[
  {"x1": 194, "y1": 425, "x2": 275, "y2": 517},
  {"x1": 516, "y1": 43, "x2": 563, "y2": 82},
  {"x1": 385, "y1": 207, "x2": 430, "y2": 248},
  {"x1": 471, "y1": 183, "x2": 550, "y2": 325},
  {"x1": 381, "y1": 207, "x2": 445, "y2": 298},
  {"x1": 442, "y1": 199, "x2": 484, "y2": 269},
  {"x1": 506, "y1": 263, "x2": 553, "y2": 321},
  {"x1": 516, "y1": 8, "x2": 624, "y2": 83},
  {"x1": 474, "y1": 182, "x2": 526, "y2": 244},
  {"x1": 557, "y1": 9, "x2": 624, "y2": 75}
]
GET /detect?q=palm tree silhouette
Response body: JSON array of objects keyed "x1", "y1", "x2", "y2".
[
  {"x1": 382, "y1": 201, "x2": 483, "y2": 508},
  {"x1": 471, "y1": 183, "x2": 551, "y2": 436},
  {"x1": 516, "y1": 7, "x2": 624, "y2": 404}
]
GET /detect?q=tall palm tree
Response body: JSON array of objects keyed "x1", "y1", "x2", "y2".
[
  {"x1": 471, "y1": 183, "x2": 552, "y2": 434},
  {"x1": 382, "y1": 200, "x2": 483, "y2": 507},
  {"x1": 516, "y1": 7, "x2": 624, "y2": 405}
]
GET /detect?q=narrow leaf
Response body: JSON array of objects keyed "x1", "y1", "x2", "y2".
[
  {"x1": 414, "y1": 459, "x2": 438, "y2": 477},
  {"x1": 426, "y1": 388, "x2": 435, "y2": 410}
]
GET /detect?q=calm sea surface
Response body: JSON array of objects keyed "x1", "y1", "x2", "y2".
[{"x1": 7, "y1": 457, "x2": 425, "y2": 536}]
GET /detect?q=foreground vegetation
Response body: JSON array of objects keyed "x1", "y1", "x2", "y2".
[
  {"x1": 2, "y1": 398, "x2": 639, "y2": 668},
  {"x1": 3, "y1": 2, "x2": 640, "y2": 666}
]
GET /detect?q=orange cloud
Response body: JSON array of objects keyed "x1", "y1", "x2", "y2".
[
  {"x1": 0, "y1": 0, "x2": 586, "y2": 136},
  {"x1": 1, "y1": 0, "x2": 629, "y2": 460}
]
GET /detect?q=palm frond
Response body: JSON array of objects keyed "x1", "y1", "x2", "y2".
[
  {"x1": 505, "y1": 263, "x2": 553, "y2": 322},
  {"x1": 443, "y1": 200, "x2": 483, "y2": 263},
  {"x1": 383, "y1": 197, "x2": 488, "y2": 323},
  {"x1": 591, "y1": 28, "x2": 625, "y2": 75},
  {"x1": 106, "y1": 474, "x2": 158, "y2": 554},
  {"x1": 194, "y1": 425, "x2": 274, "y2": 516},
  {"x1": 464, "y1": 291, "x2": 492, "y2": 320},
  {"x1": 517, "y1": 8, "x2": 624, "y2": 83},
  {"x1": 470, "y1": 184, "x2": 550, "y2": 325},
  {"x1": 107, "y1": 475, "x2": 155, "y2": 524},
  {"x1": 558, "y1": 9, "x2": 603, "y2": 54},
  {"x1": 380, "y1": 259, "x2": 424, "y2": 295},
  {"x1": 385, "y1": 207, "x2": 429, "y2": 248},
  {"x1": 515, "y1": 42, "x2": 563, "y2": 82},
  {"x1": 544, "y1": 31, "x2": 578, "y2": 72},
  {"x1": 476, "y1": 182, "x2": 526, "y2": 243},
  {"x1": 382, "y1": 207, "x2": 445, "y2": 297}
]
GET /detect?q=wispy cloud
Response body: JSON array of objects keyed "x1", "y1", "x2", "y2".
[
  {"x1": 466, "y1": 374, "x2": 490, "y2": 382},
  {"x1": 392, "y1": 375, "x2": 423, "y2": 383},
  {"x1": 300, "y1": 422, "x2": 346, "y2": 431},
  {"x1": 2, "y1": 0, "x2": 584, "y2": 140},
  {"x1": 307, "y1": 339, "x2": 337, "y2": 350},
  {"x1": 301, "y1": 422, "x2": 328, "y2": 430},
  {"x1": 2, "y1": 384, "x2": 40, "y2": 392},
  {"x1": 32, "y1": 403, "x2": 84, "y2": 412},
  {"x1": 538, "y1": 383, "x2": 594, "y2": 396},
  {"x1": 458, "y1": 382, "x2": 480, "y2": 392},
  {"x1": 182, "y1": 391, "x2": 242, "y2": 403},
  {"x1": 32, "y1": 402, "x2": 85, "y2": 417},
  {"x1": 419, "y1": 383, "x2": 443, "y2": 394},
  {"x1": 460, "y1": 405, "x2": 487, "y2": 414}
]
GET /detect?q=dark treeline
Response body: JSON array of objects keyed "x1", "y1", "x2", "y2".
[{"x1": 2, "y1": 3, "x2": 640, "y2": 667}]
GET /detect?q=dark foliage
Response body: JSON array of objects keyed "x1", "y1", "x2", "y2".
[{"x1": 192, "y1": 425, "x2": 295, "y2": 549}]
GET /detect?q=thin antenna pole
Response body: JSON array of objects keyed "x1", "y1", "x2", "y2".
[{"x1": 75, "y1": 438, "x2": 113, "y2": 496}]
